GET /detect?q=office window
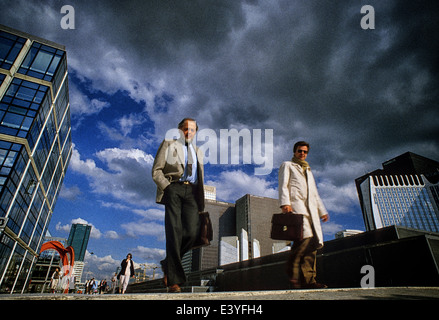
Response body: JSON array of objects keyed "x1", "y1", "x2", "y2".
[
  {"x1": 18, "y1": 42, "x2": 64, "y2": 81},
  {"x1": 0, "y1": 141, "x2": 21, "y2": 189},
  {"x1": 0, "y1": 31, "x2": 26, "y2": 70},
  {"x1": 0, "y1": 78, "x2": 49, "y2": 137}
]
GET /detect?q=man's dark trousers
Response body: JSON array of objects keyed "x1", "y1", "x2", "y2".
[{"x1": 163, "y1": 182, "x2": 199, "y2": 286}]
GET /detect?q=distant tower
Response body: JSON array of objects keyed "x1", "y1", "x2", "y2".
[{"x1": 67, "y1": 224, "x2": 92, "y2": 282}]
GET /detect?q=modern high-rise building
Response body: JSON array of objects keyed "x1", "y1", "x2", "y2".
[
  {"x1": 182, "y1": 191, "x2": 291, "y2": 274},
  {"x1": 203, "y1": 185, "x2": 216, "y2": 201},
  {"x1": 67, "y1": 223, "x2": 91, "y2": 282},
  {"x1": 0, "y1": 25, "x2": 72, "y2": 293},
  {"x1": 67, "y1": 223, "x2": 91, "y2": 262},
  {"x1": 235, "y1": 194, "x2": 286, "y2": 259},
  {"x1": 182, "y1": 198, "x2": 235, "y2": 273},
  {"x1": 356, "y1": 152, "x2": 439, "y2": 233}
]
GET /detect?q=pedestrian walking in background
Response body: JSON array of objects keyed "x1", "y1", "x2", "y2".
[
  {"x1": 50, "y1": 268, "x2": 61, "y2": 293},
  {"x1": 111, "y1": 273, "x2": 117, "y2": 294},
  {"x1": 118, "y1": 253, "x2": 135, "y2": 294}
]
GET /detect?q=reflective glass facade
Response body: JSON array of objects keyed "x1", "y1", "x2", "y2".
[
  {"x1": 360, "y1": 174, "x2": 439, "y2": 233},
  {"x1": 66, "y1": 224, "x2": 91, "y2": 262},
  {"x1": 0, "y1": 25, "x2": 71, "y2": 293}
]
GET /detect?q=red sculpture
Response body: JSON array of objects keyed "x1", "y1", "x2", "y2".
[{"x1": 40, "y1": 241, "x2": 75, "y2": 276}]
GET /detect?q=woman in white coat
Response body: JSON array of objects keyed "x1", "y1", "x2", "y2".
[{"x1": 278, "y1": 141, "x2": 329, "y2": 289}]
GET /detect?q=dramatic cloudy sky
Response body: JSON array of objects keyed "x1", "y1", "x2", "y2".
[{"x1": 1, "y1": 0, "x2": 438, "y2": 280}]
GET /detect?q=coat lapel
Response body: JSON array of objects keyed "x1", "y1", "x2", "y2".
[
  {"x1": 170, "y1": 140, "x2": 185, "y2": 169},
  {"x1": 292, "y1": 162, "x2": 306, "y2": 178}
]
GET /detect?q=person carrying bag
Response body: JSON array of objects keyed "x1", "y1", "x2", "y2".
[{"x1": 277, "y1": 141, "x2": 329, "y2": 289}]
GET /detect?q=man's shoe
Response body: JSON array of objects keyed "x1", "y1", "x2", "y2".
[{"x1": 168, "y1": 284, "x2": 181, "y2": 293}]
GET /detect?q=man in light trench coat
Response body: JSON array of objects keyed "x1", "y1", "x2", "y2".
[{"x1": 278, "y1": 141, "x2": 329, "y2": 289}]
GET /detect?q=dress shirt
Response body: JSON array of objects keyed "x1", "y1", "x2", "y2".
[{"x1": 180, "y1": 142, "x2": 198, "y2": 184}]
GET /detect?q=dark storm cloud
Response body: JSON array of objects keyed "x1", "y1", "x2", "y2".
[
  {"x1": 1, "y1": 0, "x2": 438, "y2": 191},
  {"x1": 74, "y1": 0, "x2": 246, "y2": 65}
]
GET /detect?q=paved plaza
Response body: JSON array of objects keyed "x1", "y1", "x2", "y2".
[{"x1": 1, "y1": 287, "x2": 438, "y2": 300}]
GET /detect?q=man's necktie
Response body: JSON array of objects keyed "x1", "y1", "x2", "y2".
[{"x1": 186, "y1": 143, "x2": 193, "y2": 176}]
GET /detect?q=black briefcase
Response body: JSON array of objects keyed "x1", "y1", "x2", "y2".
[
  {"x1": 192, "y1": 211, "x2": 213, "y2": 249},
  {"x1": 270, "y1": 212, "x2": 303, "y2": 241}
]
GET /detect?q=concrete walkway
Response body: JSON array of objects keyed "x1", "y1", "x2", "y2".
[{"x1": 1, "y1": 287, "x2": 439, "y2": 300}]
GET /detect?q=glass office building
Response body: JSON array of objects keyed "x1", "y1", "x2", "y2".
[
  {"x1": 356, "y1": 152, "x2": 439, "y2": 233},
  {"x1": 0, "y1": 25, "x2": 72, "y2": 293},
  {"x1": 67, "y1": 224, "x2": 91, "y2": 262},
  {"x1": 359, "y1": 174, "x2": 439, "y2": 232},
  {"x1": 67, "y1": 223, "x2": 91, "y2": 283}
]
